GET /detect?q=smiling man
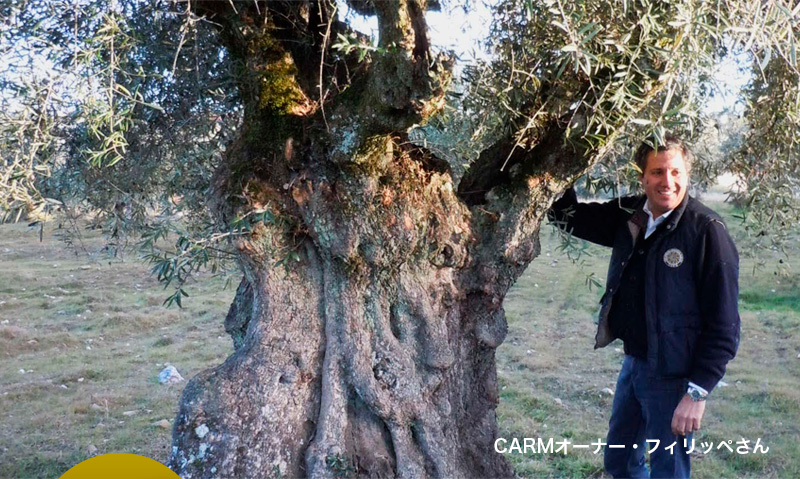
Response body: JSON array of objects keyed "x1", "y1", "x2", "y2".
[{"x1": 548, "y1": 135, "x2": 741, "y2": 478}]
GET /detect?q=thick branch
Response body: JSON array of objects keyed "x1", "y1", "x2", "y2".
[
  {"x1": 190, "y1": 0, "x2": 451, "y2": 172},
  {"x1": 324, "y1": 0, "x2": 452, "y2": 163},
  {"x1": 190, "y1": 0, "x2": 336, "y2": 110},
  {"x1": 458, "y1": 121, "x2": 586, "y2": 206},
  {"x1": 346, "y1": 0, "x2": 442, "y2": 17},
  {"x1": 459, "y1": 123, "x2": 601, "y2": 303}
]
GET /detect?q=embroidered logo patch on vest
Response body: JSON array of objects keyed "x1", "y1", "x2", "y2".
[{"x1": 663, "y1": 248, "x2": 684, "y2": 268}]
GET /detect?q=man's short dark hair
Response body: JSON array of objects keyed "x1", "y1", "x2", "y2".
[{"x1": 634, "y1": 134, "x2": 693, "y2": 174}]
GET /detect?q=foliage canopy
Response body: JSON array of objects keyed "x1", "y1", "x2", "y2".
[{"x1": 2, "y1": 0, "x2": 799, "y2": 297}]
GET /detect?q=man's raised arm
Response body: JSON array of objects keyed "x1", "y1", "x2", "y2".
[{"x1": 547, "y1": 187, "x2": 629, "y2": 248}]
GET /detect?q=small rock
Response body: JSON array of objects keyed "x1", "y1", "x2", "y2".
[
  {"x1": 602, "y1": 387, "x2": 615, "y2": 396},
  {"x1": 614, "y1": 348, "x2": 622, "y2": 353},
  {"x1": 80, "y1": 265, "x2": 91, "y2": 270},
  {"x1": 195, "y1": 424, "x2": 209, "y2": 439},
  {"x1": 717, "y1": 380, "x2": 729, "y2": 388},
  {"x1": 77, "y1": 377, "x2": 84, "y2": 382},
  {"x1": 554, "y1": 397, "x2": 563, "y2": 406},
  {"x1": 159, "y1": 365, "x2": 185, "y2": 384},
  {"x1": 526, "y1": 349, "x2": 533, "y2": 355},
  {"x1": 90, "y1": 403, "x2": 104, "y2": 411},
  {"x1": 155, "y1": 419, "x2": 171, "y2": 429},
  {"x1": 87, "y1": 444, "x2": 98, "y2": 455},
  {"x1": 1, "y1": 320, "x2": 8, "y2": 324},
  {"x1": 60, "y1": 384, "x2": 68, "y2": 389},
  {"x1": 198, "y1": 443, "x2": 209, "y2": 459},
  {"x1": 18, "y1": 369, "x2": 25, "y2": 375},
  {"x1": 797, "y1": 353, "x2": 800, "y2": 359},
  {"x1": 122, "y1": 410, "x2": 138, "y2": 417},
  {"x1": 27, "y1": 339, "x2": 38, "y2": 345}
]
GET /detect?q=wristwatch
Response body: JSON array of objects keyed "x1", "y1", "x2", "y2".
[{"x1": 686, "y1": 385, "x2": 708, "y2": 402}]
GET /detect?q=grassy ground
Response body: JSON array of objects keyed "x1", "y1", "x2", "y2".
[
  {"x1": 0, "y1": 225, "x2": 234, "y2": 478},
  {"x1": 1, "y1": 197, "x2": 798, "y2": 478}
]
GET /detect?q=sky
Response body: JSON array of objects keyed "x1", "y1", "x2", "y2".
[{"x1": 706, "y1": 50, "x2": 751, "y2": 115}]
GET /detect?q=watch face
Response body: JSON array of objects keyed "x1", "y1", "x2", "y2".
[{"x1": 688, "y1": 388, "x2": 705, "y2": 401}]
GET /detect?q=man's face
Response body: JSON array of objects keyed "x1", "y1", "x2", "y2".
[{"x1": 640, "y1": 148, "x2": 688, "y2": 219}]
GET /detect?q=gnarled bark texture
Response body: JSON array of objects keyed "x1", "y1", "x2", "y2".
[{"x1": 168, "y1": 1, "x2": 595, "y2": 477}]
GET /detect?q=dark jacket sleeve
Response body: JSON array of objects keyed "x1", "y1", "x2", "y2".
[
  {"x1": 547, "y1": 187, "x2": 626, "y2": 248},
  {"x1": 689, "y1": 219, "x2": 741, "y2": 393}
]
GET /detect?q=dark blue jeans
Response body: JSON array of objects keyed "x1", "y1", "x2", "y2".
[{"x1": 604, "y1": 355, "x2": 692, "y2": 479}]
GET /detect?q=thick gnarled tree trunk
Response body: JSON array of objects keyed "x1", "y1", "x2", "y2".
[{"x1": 168, "y1": 1, "x2": 592, "y2": 477}]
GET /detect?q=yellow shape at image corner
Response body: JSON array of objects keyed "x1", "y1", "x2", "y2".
[{"x1": 60, "y1": 453, "x2": 180, "y2": 479}]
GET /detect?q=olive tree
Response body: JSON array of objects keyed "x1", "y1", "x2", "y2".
[{"x1": 1, "y1": 0, "x2": 798, "y2": 477}]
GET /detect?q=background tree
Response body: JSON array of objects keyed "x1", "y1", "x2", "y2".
[{"x1": 1, "y1": 0, "x2": 799, "y2": 477}]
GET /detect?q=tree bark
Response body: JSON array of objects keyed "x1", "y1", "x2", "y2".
[
  {"x1": 168, "y1": 2, "x2": 593, "y2": 478},
  {"x1": 168, "y1": 139, "x2": 534, "y2": 478}
]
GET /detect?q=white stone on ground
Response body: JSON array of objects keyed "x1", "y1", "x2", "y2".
[{"x1": 159, "y1": 365, "x2": 185, "y2": 384}]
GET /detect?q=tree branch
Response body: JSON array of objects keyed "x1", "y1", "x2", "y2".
[
  {"x1": 323, "y1": 0, "x2": 453, "y2": 163},
  {"x1": 345, "y1": 0, "x2": 442, "y2": 17},
  {"x1": 459, "y1": 119, "x2": 618, "y2": 301},
  {"x1": 187, "y1": 0, "x2": 451, "y2": 166},
  {"x1": 458, "y1": 119, "x2": 587, "y2": 206}
]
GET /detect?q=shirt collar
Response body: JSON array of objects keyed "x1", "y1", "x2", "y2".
[{"x1": 643, "y1": 200, "x2": 674, "y2": 238}]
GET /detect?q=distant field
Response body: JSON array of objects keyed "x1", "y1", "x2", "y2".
[{"x1": 1, "y1": 198, "x2": 799, "y2": 479}]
